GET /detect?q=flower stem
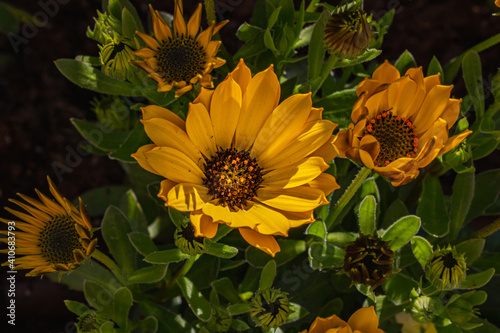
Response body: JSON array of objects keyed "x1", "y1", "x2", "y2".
[
  {"x1": 325, "y1": 166, "x2": 371, "y2": 230},
  {"x1": 91, "y1": 249, "x2": 126, "y2": 285},
  {"x1": 158, "y1": 255, "x2": 199, "y2": 302},
  {"x1": 204, "y1": 0, "x2": 216, "y2": 24},
  {"x1": 312, "y1": 55, "x2": 338, "y2": 97},
  {"x1": 466, "y1": 217, "x2": 500, "y2": 240}
]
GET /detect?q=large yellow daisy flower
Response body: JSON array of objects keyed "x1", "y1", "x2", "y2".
[
  {"x1": 0, "y1": 177, "x2": 96, "y2": 277},
  {"x1": 131, "y1": 1, "x2": 227, "y2": 97},
  {"x1": 300, "y1": 306, "x2": 384, "y2": 333},
  {"x1": 332, "y1": 60, "x2": 471, "y2": 186},
  {"x1": 132, "y1": 59, "x2": 339, "y2": 256}
]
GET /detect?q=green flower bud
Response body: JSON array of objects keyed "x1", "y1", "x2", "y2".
[
  {"x1": 87, "y1": 11, "x2": 121, "y2": 44},
  {"x1": 99, "y1": 36, "x2": 139, "y2": 81},
  {"x1": 409, "y1": 295, "x2": 444, "y2": 323},
  {"x1": 206, "y1": 306, "x2": 232, "y2": 332},
  {"x1": 77, "y1": 311, "x2": 108, "y2": 333},
  {"x1": 323, "y1": 6, "x2": 372, "y2": 59},
  {"x1": 425, "y1": 245, "x2": 467, "y2": 291},
  {"x1": 90, "y1": 96, "x2": 132, "y2": 131},
  {"x1": 343, "y1": 234, "x2": 394, "y2": 290},
  {"x1": 249, "y1": 288, "x2": 291, "y2": 328},
  {"x1": 174, "y1": 220, "x2": 205, "y2": 256}
]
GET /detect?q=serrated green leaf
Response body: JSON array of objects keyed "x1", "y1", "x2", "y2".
[
  {"x1": 260, "y1": 260, "x2": 277, "y2": 290},
  {"x1": 326, "y1": 232, "x2": 358, "y2": 246},
  {"x1": 55, "y1": 59, "x2": 141, "y2": 96},
  {"x1": 358, "y1": 195, "x2": 377, "y2": 236},
  {"x1": 382, "y1": 215, "x2": 421, "y2": 251},
  {"x1": 458, "y1": 268, "x2": 495, "y2": 290},
  {"x1": 144, "y1": 249, "x2": 190, "y2": 264},
  {"x1": 411, "y1": 236, "x2": 433, "y2": 269},
  {"x1": 177, "y1": 276, "x2": 212, "y2": 321},
  {"x1": 417, "y1": 174, "x2": 449, "y2": 237},
  {"x1": 127, "y1": 264, "x2": 168, "y2": 284}
]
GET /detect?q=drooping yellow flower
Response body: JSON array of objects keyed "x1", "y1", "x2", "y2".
[
  {"x1": 132, "y1": 59, "x2": 339, "y2": 256},
  {"x1": 332, "y1": 60, "x2": 471, "y2": 186},
  {"x1": 131, "y1": 1, "x2": 227, "y2": 97},
  {"x1": 0, "y1": 177, "x2": 96, "y2": 277},
  {"x1": 300, "y1": 306, "x2": 385, "y2": 333}
]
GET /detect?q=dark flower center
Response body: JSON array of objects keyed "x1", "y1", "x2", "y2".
[
  {"x1": 38, "y1": 215, "x2": 84, "y2": 265},
  {"x1": 203, "y1": 148, "x2": 263, "y2": 209},
  {"x1": 344, "y1": 234, "x2": 394, "y2": 290},
  {"x1": 365, "y1": 111, "x2": 419, "y2": 167},
  {"x1": 441, "y1": 252, "x2": 459, "y2": 268},
  {"x1": 155, "y1": 36, "x2": 206, "y2": 84}
]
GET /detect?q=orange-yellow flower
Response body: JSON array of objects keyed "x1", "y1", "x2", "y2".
[
  {"x1": 131, "y1": 1, "x2": 227, "y2": 97},
  {"x1": 132, "y1": 59, "x2": 339, "y2": 256},
  {"x1": 0, "y1": 177, "x2": 96, "y2": 276},
  {"x1": 332, "y1": 60, "x2": 471, "y2": 186},
  {"x1": 300, "y1": 306, "x2": 384, "y2": 333},
  {"x1": 496, "y1": 0, "x2": 500, "y2": 8}
]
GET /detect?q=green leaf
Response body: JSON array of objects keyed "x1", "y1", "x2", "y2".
[
  {"x1": 455, "y1": 238, "x2": 485, "y2": 266},
  {"x1": 318, "y1": 298, "x2": 343, "y2": 318},
  {"x1": 465, "y1": 169, "x2": 500, "y2": 222},
  {"x1": 203, "y1": 239, "x2": 238, "y2": 259},
  {"x1": 80, "y1": 185, "x2": 130, "y2": 216},
  {"x1": 169, "y1": 207, "x2": 188, "y2": 229},
  {"x1": 267, "y1": 6, "x2": 282, "y2": 29},
  {"x1": 121, "y1": 7, "x2": 137, "y2": 38},
  {"x1": 112, "y1": 287, "x2": 133, "y2": 328},
  {"x1": 110, "y1": 120, "x2": 151, "y2": 162},
  {"x1": 308, "y1": 241, "x2": 345, "y2": 270},
  {"x1": 358, "y1": 195, "x2": 377, "y2": 236},
  {"x1": 120, "y1": 190, "x2": 148, "y2": 234},
  {"x1": 384, "y1": 273, "x2": 419, "y2": 303},
  {"x1": 394, "y1": 50, "x2": 417, "y2": 75},
  {"x1": 326, "y1": 232, "x2": 358, "y2": 247},
  {"x1": 260, "y1": 260, "x2": 277, "y2": 290},
  {"x1": 127, "y1": 264, "x2": 168, "y2": 284},
  {"x1": 0, "y1": 3, "x2": 20, "y2": 34},
  {"x1": 264, "y1": 29, "x2": 278, "y2": 54},
  {"x1": 212, "y1": 278, "x2": 240, "y2": 304},
  {"x1": 230, "y1": 319, "x2": 250, "y2": 331},
  {"x1": 227, "y1": 303, "x2": 250, "y2": 316},
  {"x1": 55, "y1": 59, "x2": 141, "y2": 96},
  {"x1": 472, "y1": 251, "x2": 500, "y2": 272},
  {"x1": 177, "y1": 276, "x2": 212, "y2": 321},
  {"x1": 381, "y1": 199, "x2": 408, "y2": 229},
  {"x1": 128, "y1": 231, "x2": 157, "y2": 257},
  {"x1": 144, "y1": 249, "x2": 190, "y2": 264},
  {"x1": 449, "y1": 170, "x2": 475, "y2": 240},
  {"x1": 84, "y1": 280, "x2": 114, "y2": 315},
  {"x1": 316, "y1": 88, "x2": 358, "y2": 128},
  {"x1": 417, "y1": 174, "x2": 449, "y2": 237},
  {"x1": 51, "y1": 259, "x2": 120, "y2": 292},
  {"x1": 462, "y1": 50, "x2": 485, "y2": 119},
  {"x1": 140, "y1": 300, "x2": 195, "y2": 333},
  {"x1": 287, "y1": 303, "x2": 309, "y2": 323},
  {"x1": 306, "y1": 219, "x2": 327, "y2": 240},
  {"x1": 411, "y1": 236, "x2": 433, "y2": 269},
  {"x1": 70, "y1": 118, "x2": 129, "y2": 152},
  {"x1": 333, "y1": 49, "x2": 382, "y2": 69},
  {"x1": 246, "y1": 239, "x2": 306, "y2": 268},
  {"x1": 458, "y1": 268, "x2": 495, "y2": 290},
  {"x1": 382, "y1": 215, "x2": 421, "y2": 251},
  {"x1": 134, "y1": 316, "x2": 158, "y2": 333},
  {"x1": 186, "y1": 255, "x2": 220, "y2": 290},
  {"x1": 308, "y1": 10, "x2": 329, "y2": 81},
  {"x1": 64, "y1": 300, "x2": 90, "y2": 316},
  {"x1": 101, "y1": 205, "x2": 136, "y2": 275},
  {"x1": 427, "y1": 55, "x2": 444, "y2": 79}
]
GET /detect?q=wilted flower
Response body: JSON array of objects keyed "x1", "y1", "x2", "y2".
[
  {"x1": 343, "y1": 234, "x2": 394, "y2": 290},
  {"x1": 0, "y1": 177, "x2": 96, "y2": 276},
  {"x1": 132, "y1": 1, "x2": 228, "y2": 97},
  {"x1": 332, "y1": 60, "x2": 472, "y2": 186},
  {"x1": 249, "y1": 288, "x2": 291, "y2": 328},
  {"x1": 300, "y1": 306, "x2": 384, "y2": 333},
  {"x1": 132, "y1": 59, "x2": 339, "y2": 256},
  {"x1": 425, "y1": 245, "x2": 466, "y2": 290},
  {"x1": 324, "y1": 6, "x2": 372, "y2": 58}
]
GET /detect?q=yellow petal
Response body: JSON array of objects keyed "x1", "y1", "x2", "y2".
[
  {"x1": 149, "y1": 5, "x2": 171, "y2": 41},
  {"x1": 251, "y1": 93, "x2": 312, "y2": 161},
  {"x1": 196, "y1": 24, "x2": 214, "y2": 48},
  {"x1": 388, "y1": 75, "x2": 417, "y2": 119},
  {"x1": 173, "y1": 0, "x2": 186, "y2": 36},
  {"x1": 141, "y1": 118, "x2": 203, "y2": 167},
  {"x1": 372, "y1": 60, "x2": 400, "y2": 83},
  {"x1": 413, "y1": 85, "x2": 453, "y2": 136},
  {"x1": 132, "y1": 144, "x2": 159, "y2": 175},
  {"x1": 157, "y1": 179, "x2": 178, "y2": 203},
  {"x1": 439, "y1": 129, "x2": 472, "y2": 155},
  {"x1": 347, "y1": 306, "x2": 380, "y2": 333},
  {"x1": 424, "y1": 73, "x2": 442, "y2": 93},
  {"x1": 193, "y1": 87, "x2": 214, "y2": 110},
  {"x1": 262, "y1": 156, "x2": 328, "y2": 189},
  {"x1": 167, "y1": 183, "x2": 210, "y2": 212},
  {"x1": 239, "y1": 228, "x2": 280, "y2": 256},
  {"x1": 440, "y1": 98, "x2": 461, "y2": 129},
  {"x1": 263, "y1": 120, "x2": 336, "y2": 170},
  {"x1": 309, "y1": 135, "x2": 338, "y2": 162},
  {"x1": 235, "y1": 64, "x2": 280, "y2": 151},
  {"x1": 308, "y1": 315, "x2": 349, "y2": 333},
  {"x1": 145, "y1": 147, "x2": 204, "y2": 184},
  {"x1": 141, "y1": 105, "x2": 186, "y2": 130},
  {"x1": 231, "y1": 58, "x2": 252, "y2": 95},
  {"x1": 186, "y1": 102, "x2": 217, "y2": 158},
  {"x1": 133, "y1": 47, "x2": 156, "y2": 59},
  {"x1": 256, "y1": 186, "x2": 328, "y2": 212},
  {"x1": 135, "y1": 31, "x2": 160, "y2": 51},
  {"x1": 187, "y1": 3, "x2": 202, "y2": 37},
  {"x1": 210, "y1": 76, "x2": 242, "y2": 148},
  {"x1": 308, "y1": 173, "x2": 340, "y2": 196},
  {"x1": 190, "y1": 211, "x2": 218, "y2": 238}
]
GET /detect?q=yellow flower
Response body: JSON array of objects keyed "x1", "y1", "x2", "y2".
[
  {"x1": 131, "y1": 1, "x2": 227, "y2": 97},
  {"x1": 324, "y1": 7, "x2": 372, "y2": 58},
  {"x1": 332, "y1": 60, "x2": 471, "y2": 186},
  {"x1": 496, "y1": 0, "x2": 500, "y2": 8},
  {"x1": 132, "y1": 59, "x2": 339, "y2": 256},
  {"x1": 300, "y1": 306, "x2": 385, "y2": 333},
  {"x1": 0, "y1": 177, "x2": 96, "y2": 277},
  {"x1": 395, "y1": 312, "x2": 437, "y2": 333}
]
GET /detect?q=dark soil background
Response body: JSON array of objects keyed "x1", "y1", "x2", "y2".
[{"x1": 0, "y1": 0, "x2": 499, "y2": 332}]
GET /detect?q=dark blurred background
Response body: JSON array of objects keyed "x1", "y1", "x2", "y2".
[{"x1": 0, "y1": 0, "x2": 499, "y2": 332}]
